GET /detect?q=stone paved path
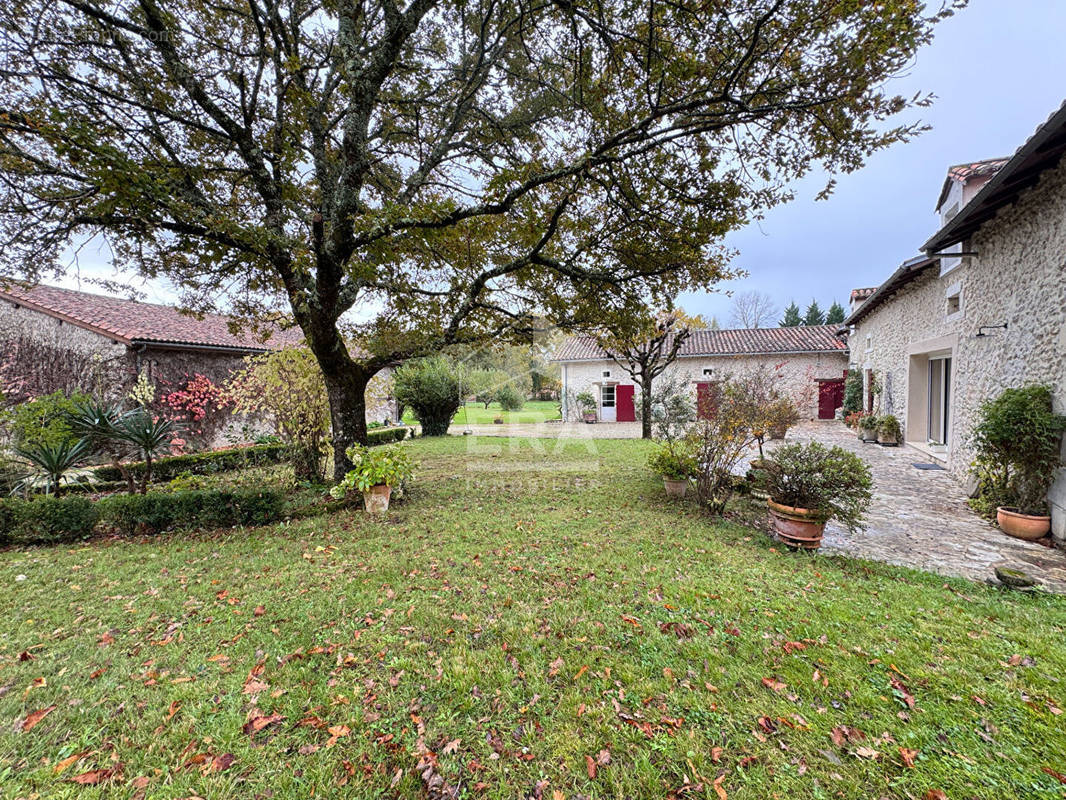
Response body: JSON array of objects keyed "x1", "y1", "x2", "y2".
[
  {"x1": 772, "y1": 422, "x2": 1066, "y2": 593},
  {"x1": 432, "y1": 417, "x2": 1066, "y2": 592}
]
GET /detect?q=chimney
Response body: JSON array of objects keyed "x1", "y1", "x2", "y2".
[{"x1": 849, "y1": 287, "x2": 876, "y2": 316}]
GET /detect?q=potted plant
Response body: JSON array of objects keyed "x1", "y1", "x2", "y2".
[
  {"x1": 647, "y1": 442, "x2": 696, "y2": 498},
  {"x1": 493, "y1": 414, "x2": 504, "y2": 424},
  {"x1": 844, "y1": 411, "x2": 867, "y2": 439},
  {"x1": 330, "y1": 444, "x2": 414, "y2": 514},
  {"x1": 576, "y1": 391, "x2": 598, "y2": 424},
  {"x1": 858, "y1": 414, "x2": 879, "y2": 443},
  {"x1": 876, "y1": 414, "x2": 901, "y2": 446},
  {"x1": 762, "y1": 442, "x2": 873, "y2": 549},
  {"x1": 969, "y1": 385, "x2": 1066, "y2": 540}
]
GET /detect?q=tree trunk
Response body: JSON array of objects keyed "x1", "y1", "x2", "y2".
[
  {"x1": 321, "y1": 362, "x2": 370, "y2": 480},
  {"x1": 640, "y1": 374, "x2": 653, "y2": 439}
]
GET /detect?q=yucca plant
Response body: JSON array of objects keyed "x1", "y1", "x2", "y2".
[
  {"x1": 10, "y1": 438, "x2": 95, "y2": 496},
  {"x1": 68, "y1": 400, "x2": 137, "y2": 493},
  {"x1": 114, "y1": 411, "x2": 179, "y2": 493}
]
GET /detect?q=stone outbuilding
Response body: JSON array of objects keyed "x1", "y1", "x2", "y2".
[
  {"x1": 552, "y1": 325, "x2": 849, "y2": 423},
  {"x1": 845, "y1": 99, "x2": 1066, "y2": 544},
  {"x1": 0, "y1": 282, "x2": 397, "y2": 444}
]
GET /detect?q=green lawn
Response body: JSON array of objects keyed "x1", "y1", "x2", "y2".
[
  {"x1": 2, "y1": 436, "x2": 1065, "y2": 799},
  {"x1": 402, "y1": 399, "x2": 561, "y2": 426}
]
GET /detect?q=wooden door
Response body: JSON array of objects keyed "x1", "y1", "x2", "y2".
[
  {"x1": 818, "y1": 379, "x2": 845, "y2": 420},
  {"x1": 616, "y1": 384, "x2": 636, "y2": 422},
  {"x1": 695, "y1": 382, "x2": 719, "y2": 419}
]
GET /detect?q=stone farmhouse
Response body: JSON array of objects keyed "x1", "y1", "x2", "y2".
[
  {"x1": 0, "y1": 283, "x2": 397, "y2": 442},
  {"x1": 845, "y1": 99, "x2": 1066, "y2": 544},
  {"x1": 553, "y1": 326, "x2": 849, "y2": 423}
]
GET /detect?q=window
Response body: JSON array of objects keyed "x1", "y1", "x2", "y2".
[
  {"x1": 602, "y1": 370, "x2": 611, "y2": 378},
  {"x1": 865, "y1": 334, "x2": 872, "y2": 353},
  {"x1": 600, "y1": 384, "x2": 615, "y2": 408},
  {"x1": 945, "y1": 282, "x2": 962, "y2": 320},
  {"x1": 702, "y1": 368, "x2": 713, "y2": 376}
]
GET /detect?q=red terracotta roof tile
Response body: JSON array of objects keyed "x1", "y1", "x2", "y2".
[
  {"x1": 553, "y1": 325, "x2": 846, "y2": 361},
  {"x1": 0, "y1": 283, "x2": 303, "y2": 351}
]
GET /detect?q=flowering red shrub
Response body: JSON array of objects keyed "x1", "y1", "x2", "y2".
[{"x1": 158, "y1": 373, "x2": 230, "y2": 451}]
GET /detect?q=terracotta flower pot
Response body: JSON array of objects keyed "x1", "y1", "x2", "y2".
[
  {"x1": 996, "y1": 507, "x2": 1050, "y2": 540},
  {"x1": 877, "y1": 432, "x2": 898, "y2": 446},
  {"x1": 363, "y1": 484, "x2": 392, "y2": 514},
  {"x1": 663, "y1": 478, "x2": 688, "y2": 498},
  {"x1": 582, "y1": 412, "x2": 597, "y2": 424},
  {"x1": 768, "y1": 499, "x2": 828, "y2": 550}
]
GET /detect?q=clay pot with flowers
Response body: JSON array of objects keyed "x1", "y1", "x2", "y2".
[
  {"x1": 648, "y1": 441, "x2": 696, "y2": 498},
  {"x1": 330, "y1": 444, "x2": 415, "y2": 514}
]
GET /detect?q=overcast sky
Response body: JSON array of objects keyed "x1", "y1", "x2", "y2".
[
  {"x1": 57, "y1": 0, "x2": 1066, "y2": 324},
  {"x1": 682, "y1": 0, "x2": 1066, "y2": 327}
]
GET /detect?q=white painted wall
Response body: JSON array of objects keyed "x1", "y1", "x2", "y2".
[{"x1": 558, "y1": 352, "x2": 848, "y2": 422}]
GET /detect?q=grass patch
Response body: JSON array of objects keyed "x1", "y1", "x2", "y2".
[
  {"x1": 403, "y1": 400, "x2": 561, "y2": 426},
  {"x1": 1, "y1": 436, "x2": 1064, "y2": 798}
]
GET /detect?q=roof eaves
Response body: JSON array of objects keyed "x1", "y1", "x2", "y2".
[
  {"x1": 0, "y1": 290, "x2": 134, "y2": 345},
  {"x1": 922, "y1": 100, "x2": 1066, "y2": 253},
  {"x1": 843, "y1": 254, "x2": 938, "y2": 327}
]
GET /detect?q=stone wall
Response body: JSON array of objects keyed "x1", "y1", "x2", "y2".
[
  {"x1": 560, "y1": 352, "x2": 848, "y2": 421},
  {"x1": 852, "y1": 156, "x2": 1066, "y2": 543}
]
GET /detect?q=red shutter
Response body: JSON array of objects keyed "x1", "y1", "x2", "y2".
[{"x1": 616, "y1": 384, "x2": 636, "y2": 422}]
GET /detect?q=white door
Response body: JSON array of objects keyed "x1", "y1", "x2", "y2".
[
  {"x1": 927, "y1": 356, "x2": 951, "y2": 446},
  {"x1": 600, "y1": 384, "x2": 616, "y2": 422}
]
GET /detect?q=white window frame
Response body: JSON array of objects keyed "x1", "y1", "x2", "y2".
[{"x1": 945, "y1": 281, "x2": 963, "y2": 323}]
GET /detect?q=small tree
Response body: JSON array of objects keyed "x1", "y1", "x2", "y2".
[
  {"x1": 803, "y1": 301, "x2": 826, "y2": 326},
  {"x1": 779, "y1": 302, "x2": 803, "y2": 327},
  {"x1": 114, "y1": 412, "x2": 179, "y2": 493},
  {"x1": 392, "y1": 357, "x2": 464, "y2": 437},
  {"x1": 688, "y1": 383, "x2": 759, "y2": 515},
  {"x1": 495, "y1": 385, "x2": 525, "y2": 412},
  {"x1": 842, "y1": 369, "x2": 864, "y2": 416},
  {"x1": 725, "y1": 365, "x2": 800, "y2": 459},
  {"x1": 825, "y1": 301, "x2": 847, "y2": 325},
  {"x1": 969, "y1": 385, "x2": 1066, "y2": 516},
  {"x1": 598, "y1": 310, "x2": 693, "y2": 439},
  {"x1": 227, "y1": 347, "x2": 331, "y2": 481}
]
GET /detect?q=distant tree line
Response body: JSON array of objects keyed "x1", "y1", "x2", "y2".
[{"x1": 779, "y1": 300, "x2": 846, "y2": 327}]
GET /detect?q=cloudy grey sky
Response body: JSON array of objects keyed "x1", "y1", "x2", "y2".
[
  {"x1": 681, "y1": 0, "x2": 1066, "y2": 326},
  {"x1": 57, "y1": 0, "x2": 1066, "y2": 322}
]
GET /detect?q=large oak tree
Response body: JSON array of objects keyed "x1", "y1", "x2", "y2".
[{"x1": 0, "y1": 0, "x2": 954, "y2": 475}]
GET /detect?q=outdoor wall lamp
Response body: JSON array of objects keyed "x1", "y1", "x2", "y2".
[{"x1": 975, "y1": 322, "x2": 1008, "y2": 337}]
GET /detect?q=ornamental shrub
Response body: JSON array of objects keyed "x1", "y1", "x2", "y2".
[
  {"x1": 842, "y1": 369, "x2": 863, "y2": 415},
  {"x1": 92, "y1": 442, "x2": 291, "y2": 483},
  {"x1": 495, "y1": 384, "x2": 525, "y2": 412},
  {"x1": 2, "y1": 390, "x2": 91, "y2": 449},
  {"x1": 330, "y1": 444, "x2": 414, "y2": 498},
  {"x1": 969, "y1": 385, "x2": 1066, "y2": 516},
  {"x1": 761, "y1": 441, "x2": 873, "y2": 532},
  {"x1": 392, "y1": 356, "x2": 464, "y2": 436},
  {"x1": 97, "y1": 488, "x2": 284, "y2": 535},
  {"x1": 0, "y1": 495, "x2": 99, "y2": 544}
]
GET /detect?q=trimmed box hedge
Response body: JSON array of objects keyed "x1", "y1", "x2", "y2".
[
  {"x1": 97, "y1": 489, "x2": 285, "y2": 535},
  {"x1": 367, "y1": 426, "x2": 409, "y2": 445},
  {"x1": 92, "y1": 442, "x2": 292, "y2": 483},
  {"x1": 0, "y1": 489, "x2": 284, "y2": 545},
  {"x1": 91, "y1": 430, "x2": 407, "y2": 485},
  {"x1": 0, "y1": 496, "x2": 99, "y2": 545}
]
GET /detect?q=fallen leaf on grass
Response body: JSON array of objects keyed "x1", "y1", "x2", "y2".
[
  {"x1": 853, "y1": 746, "x2": 880, "y2": 760},
  {"x1": 242, "y1": 712, "x2": 284, "y2": 737},
  {"x1": 442, "y1": 738, "x2": 461, "y2": 755},
  {"x1": 713, "y1": 774, "x2": 727, "y2": 800},
  {"x1": 21, "y1": 705, "x2": 56, "y2": 732},
  {"x1": 890, "y1": 677, "x2": 916, "y2": 709},
  {"x1": 1043, "y1": 766, "x2": 1066, "y2": 784},
  {"x1": 830, "y1": 726, "x2": 866, "y2": 747},
  {"x1": 899, "y1": 747, "x2": 919, "y2": 768},
  {"x1": 548, "y1": 657, "x2": 564, "y2": 677},
  {"x1": 53, "y1": 751, "x2": 90, "y2": 774},
  {"x1": 70, "y1": 767, "x2": 119, "y2": 785},
  {"x1": 924, "y1": 791, "x2": 947, "y2": 800},
  {"x1": 586, "y1": 754, "x2": 597, "y2": 780},
  {"x1": 761, "y1": 677, "x2": 786, "y2": 693}
]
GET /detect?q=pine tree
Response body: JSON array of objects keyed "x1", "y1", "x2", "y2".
[
  {"x1": 825, "y1": 301, "x2": 846, "y2": 325},
  {"x1": 803, "y1": 300, "x2": 826, "y2": 326},
  {"x1": 779, "y1": 302, "x2": 802, "y2": 327}
]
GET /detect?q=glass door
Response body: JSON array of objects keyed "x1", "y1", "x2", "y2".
[{"x1": 927, "y1": 356, "x2": 951, "y2": 446}]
